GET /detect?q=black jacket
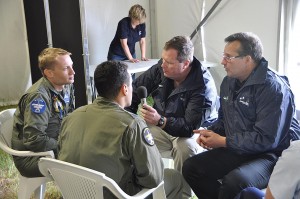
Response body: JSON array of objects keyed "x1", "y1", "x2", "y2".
[{"x1": 127, "y1": 57, "x2": 218, "y2": 137}]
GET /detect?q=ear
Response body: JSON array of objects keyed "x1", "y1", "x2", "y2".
[
  {"x1": 121, "y1": 83, "x2": 128, "y2": 96},
  {"x1": 44, "y1": 68, "x2": 54, "y2": 78},
  {"x1": 245, "y1": 55, "x2": 252, "y2": 63},
  {"x1": 182, "y1": 60, "x2": 190, "y2": 70}
]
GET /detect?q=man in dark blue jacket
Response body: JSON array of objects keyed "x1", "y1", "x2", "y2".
[
  {"x1": 126, "y1": 35, "x2": 218, "y2": 198},
  {"x1": 182, "y1": 32, "x2": 300, "y2": 199}
]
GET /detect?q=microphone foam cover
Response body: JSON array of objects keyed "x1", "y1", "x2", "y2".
[{"x1": 137, "y1": 86, "x2": 148, "y2": 99}]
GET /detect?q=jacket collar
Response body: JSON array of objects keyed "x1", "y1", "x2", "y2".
[
  {"x1": 228, "y1": 57, "x2": 269, "y2": 89},
  {"x1": 244, "y1": 57, "x2": 269, "y2": 86}
]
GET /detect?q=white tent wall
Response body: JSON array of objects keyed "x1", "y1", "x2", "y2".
[
  {"x1": 154, "y1": 0, "x2": 281, "y2": 93},
  {"x1": 203, "y1": 0, "x2": 280, "y2": 93},
  {"x1": 0, "y1": 0, "x2": 281, "y2": 105},
  {"x1": 0, "y1": 0, "x2": 31, "y2": 106}
]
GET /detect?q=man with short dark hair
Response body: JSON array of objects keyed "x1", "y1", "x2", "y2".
[
  {"x1": 182, "y1": 32, "x2": 300, "y2": 199},
  {"x1": 12, "y1": 47, "x2": 75, "y2": 177},
  {"x1": 58, "y1": 61, "x2": 183, "y2": 199}
]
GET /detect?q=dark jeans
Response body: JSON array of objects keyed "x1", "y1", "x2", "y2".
[{"x1": 182, "y1": 148, "x2": 278, "y2": 199}]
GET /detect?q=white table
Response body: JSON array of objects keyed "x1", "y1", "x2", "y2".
[
  {"x1": 122, "y1": 59, "x2": 219, "y2": 74},
  {"x1": 122, "y1": 59, "x2": 160, "y2": 73},
  {"x1": 89, "y1": 59, "x2": 219, "y2": 77}
]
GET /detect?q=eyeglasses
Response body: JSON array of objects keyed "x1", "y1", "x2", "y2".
[{"x1": 222, "y1": 55, "x2": 245, "y2": 62}]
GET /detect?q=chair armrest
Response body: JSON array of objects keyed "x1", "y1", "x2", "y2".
[
  {"x1": 0, "y1": 142, "x2": 54, "y2": 158},
  {"x1": 132, "y1": 181, "x2": 165, "y2": 198}
]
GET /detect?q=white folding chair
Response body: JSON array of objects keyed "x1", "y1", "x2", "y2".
[
  {"x1": 0, "y1": 108, "x2": 54, "y2": 199},
  {"x1": 38, "y1": 157, "x2": 166, "y2": 199}
]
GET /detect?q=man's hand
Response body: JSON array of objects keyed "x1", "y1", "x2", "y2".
[
  {"x1": 194, "y1": 129, "x2": 226, "y2": 149},
  {"x1": 140, "y1": 104, "x2": 160, "y2": 125}
]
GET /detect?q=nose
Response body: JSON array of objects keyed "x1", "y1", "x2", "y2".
[
  {"x1": 69, "y1": 67, "x2": 75, "y2": 75},
  {"x1": 161, "y1": 60, "x2": 167, "y2": 68},
  {"x1": 221, "y1": 57, "x2": 227, "y2": 65}
]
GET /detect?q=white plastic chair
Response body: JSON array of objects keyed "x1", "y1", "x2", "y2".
[
  {"x1": 38, "y1": 157, "x2": 166, "y2": 199},
  {"x1": 0, "y1": 108, "x2": 54, "y2": 199}
]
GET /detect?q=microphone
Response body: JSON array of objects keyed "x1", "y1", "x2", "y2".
[{"x1": 137, "y1": 86, "x2": 147, "y2": 105}]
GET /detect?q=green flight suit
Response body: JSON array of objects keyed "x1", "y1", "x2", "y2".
[
  {"x1": 58, "y1": 97, "x2": 164, "y2": 198},
  {"x1": 11, "y1": 77, "x2": 75, "y2": 177}
]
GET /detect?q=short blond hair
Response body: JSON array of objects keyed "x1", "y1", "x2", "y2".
[
  {"x1": 128, "y1": 4, "x2": 146, "y2": 23},
  {"x1": 38, "y1": 48, "x2": 71, "y2": 75}
]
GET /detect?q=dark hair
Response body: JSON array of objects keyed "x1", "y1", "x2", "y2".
[
  {"x1": 94, "y1": 61, "x2": 130, "y2": 100},
  {"x1": 225, "y1": 32, "x2": 263, "y2": 63},
  {"x1": 164, "y1": 36, "x2": 194, "y2": 63}
]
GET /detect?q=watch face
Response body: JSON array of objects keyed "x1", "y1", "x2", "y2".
[{"x1": 158, "y1": 116, "x2": 164, "y2": 126}]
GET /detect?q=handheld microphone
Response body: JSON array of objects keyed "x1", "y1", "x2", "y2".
[{"x1": 137, "y1": 86, "x2": 148, "y2": 105}]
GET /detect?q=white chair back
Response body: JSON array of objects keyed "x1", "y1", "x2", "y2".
[{"x1": 38, "y1": 157, "x2": 166, "y2": 199}]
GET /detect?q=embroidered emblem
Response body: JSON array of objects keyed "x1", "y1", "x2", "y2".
[
  {"x1": 52, "y1": 95, "x2": 64, "y2": 112},
  {"x1": 30, "y1": 98, "x2": 46, "y2": 114},
  {"x1": 239, "y1": 96, "x2": 249, "y2": 106},
  {"x1": 64, "y1": 93, "x2": 70, "y2": 103},
  {"x1": 139, "y1": 30, "x2": 142, "y2": 35},
  {"x1": 142, "y1": 128, "x2": 155, "y2": 146}
]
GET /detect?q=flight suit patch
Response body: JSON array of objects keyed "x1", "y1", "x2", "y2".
[
  {"x1": 142, "y1": 128, "x2": 154, "y2": 146},
  {"x1": 30, "y1": 98, "x2": 46, "y2": 114},
  {"x1": 64, "y1": 93, "x2": 70, "y2": 103}
]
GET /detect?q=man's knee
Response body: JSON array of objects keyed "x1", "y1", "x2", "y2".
[{"x1": 173, "y1": 137, "x2": 202, "y2": 158}]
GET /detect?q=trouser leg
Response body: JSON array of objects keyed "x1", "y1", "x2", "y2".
[
  {"x1": 182, "y1": 148, "x2": 255, "y2": 199},
  {"x1": 14, "y1": 156, "x2": 43, "y2": 177},
  {"x1": 149, "y1": 126, "x2": 204, "y2": 198},
  {"x1": 164, "y1": 168, "x2": 183, "y2": 199},
  {"x1": 219, "y1": 153, "x2": 278, "y2": 199}
]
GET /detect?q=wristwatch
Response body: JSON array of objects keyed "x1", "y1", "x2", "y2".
[{"x1": 157, "y1": 115, "x2": 165, "y2": 127}]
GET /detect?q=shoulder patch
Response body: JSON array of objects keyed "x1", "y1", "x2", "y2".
[
  {"x1": 30, "y1": 98, "x2": 46, "y2": 114},
  {"x1": 142, "y1": 127, "x2": 155, "y2": 146}
]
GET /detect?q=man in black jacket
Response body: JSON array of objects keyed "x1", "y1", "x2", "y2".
[{"x1": 126, "y1": 35, "x2": 218, "y2": 198}]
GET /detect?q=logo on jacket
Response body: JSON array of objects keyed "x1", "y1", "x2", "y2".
[
  {"x1": 223, "y1": 96, "x2": 229, "y2": 101},
  {"x1": 142, "y1": 128, "x2": 155, "y2": 146},
  {"x1": 30, "y1": 98, "x2": 46, "y2": 114},
  {"x1": 239, "y1": 96, "x2": 249, "y2": 106},
  {"x1": 64, "y1": 93, "x2": 70, "y2": 103},
  {"x1": 139, "y1": 31, "x2": 142, "y2": 35}
]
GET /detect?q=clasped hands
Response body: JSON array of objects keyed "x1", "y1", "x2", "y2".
[{"x1": 194, "y1": 129, "x2": 226, "y2": 150}]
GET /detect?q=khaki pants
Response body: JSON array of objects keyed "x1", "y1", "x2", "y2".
[{"x1": 149, "y1": 125, "x2": 205, "y2": 199}]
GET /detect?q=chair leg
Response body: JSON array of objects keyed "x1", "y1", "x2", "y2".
[
  {"x1": 34, "y1": 183, "x2": 46, "y2": 199},
  {"x1": 18, "y1": 175, "x2": 48, "y2": 199}
]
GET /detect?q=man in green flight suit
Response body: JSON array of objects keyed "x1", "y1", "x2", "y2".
[
  {"x1": 12, "y1": 48, "x2": 75, "y2": 177},
  {"x1": 58, "y1": 61, "x2": 183, "y2": 198}
]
